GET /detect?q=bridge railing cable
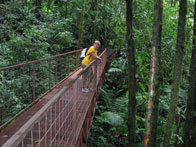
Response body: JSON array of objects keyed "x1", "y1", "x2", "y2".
[
  {"x1": 0, "y1": 50, "x2": 81, "y2": 130},
  {"x1": 1, "y1": 49, "x2": 107, "y2": 147}
]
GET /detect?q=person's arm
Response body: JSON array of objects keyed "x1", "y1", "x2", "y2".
[{"x1": 91, "y1": 52, "x2": 102, "y2": 61}]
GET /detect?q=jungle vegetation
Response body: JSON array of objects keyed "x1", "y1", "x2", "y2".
[{"x1": 0, "y1": 0, "x2": 196, "y2": 146}]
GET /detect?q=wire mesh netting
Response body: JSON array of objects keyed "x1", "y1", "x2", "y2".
[{"x1": 0, "y1": 50, "x2": 81, "y2": 128}]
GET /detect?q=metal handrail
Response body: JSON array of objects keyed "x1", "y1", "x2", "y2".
[
  {"x1": 1, "y1": 49, "x2": 107, "y2": 147},
  {"x1": 0, "y1": 49, "x2": 82, "y2": 130},
  {"x1": 0, "y1": 49, "x2": 82, "y2": 71}
]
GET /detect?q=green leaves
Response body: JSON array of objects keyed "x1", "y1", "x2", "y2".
[
  {"x1": 101, "y1": 111, "x2": 124, "y2": 127},
  {"x1": 108, "y1": 67, "x2": 122, "y2": 73}
]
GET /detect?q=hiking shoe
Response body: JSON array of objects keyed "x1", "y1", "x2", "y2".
[{"x1": 82, "y1": 88, "x2": 89, "y2": 93}]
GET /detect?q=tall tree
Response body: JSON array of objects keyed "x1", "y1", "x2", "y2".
[
  {"x1": 163, "y1": 0, "x2": 187, "y2": 146},
  {"x1": 182, "y1": 0, "x2": 196, "y2": 146},
  {"x1": 78, "y1": 0, "x2": 85, "y2": 49},
  {"x1": 144, "y1": 0, "x2": 163, "y2": 147},
  {"x1": 126, "y1": 0, "x2": 136, "y2": 146}
]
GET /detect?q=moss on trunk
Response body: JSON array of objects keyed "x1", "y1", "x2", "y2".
[
  {"x1": 182, "y1": 0, "x2": 196, "y2": 146},
  {"x1": 163, "y1": 0, "x2": 187, "y2": 146},
  {"x1": 144, "y1": 0, "x2": 163, "y2": 146}
]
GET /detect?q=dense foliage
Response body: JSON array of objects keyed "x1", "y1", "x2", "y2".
[
  {"x1": 88, "y1": 0, "x2": 194, "y2": 146},
  {"x1": 0, "y1": 0, "x2": 195, "y2": 146}
]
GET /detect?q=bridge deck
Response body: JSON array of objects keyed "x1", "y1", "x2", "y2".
[{"x1": 0, "y1": 67, "x2": 83, "y2": 145}]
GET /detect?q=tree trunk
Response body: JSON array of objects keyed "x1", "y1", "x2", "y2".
[
  {"x1": 175, "y1": 112, "x2": 182, "y2": 147},
  {"x1": 182, "y1": 0, "x2": 196, "y2": 146},
  {"x1": 47, "y1": 0, "x2": 51, "y2": 14},
  {"x1": 23, "y1": 0, "x2": 27, "y2": 7},
  {"x1": 54, "y1": 0, "x2": 59, "y2": 6},
  {"x1": 65, "y1": 0, "x2": 69, "y2": 17},
  {"x1": 77, "y1": 0, "x2": 85, "y2": 49},
  {"x1": 54, "y1": 0, "x2": 63, "y2": 15},
  {"x1": 33, "y1": 0, "x2": 42, "y2": 18},
  {"x1": 35, "y1": 0, "x2": 42, "y2": 9},
  {"x1": 126, "y1": 0, "x2": 136, "y2": 147},
  {"x1": 91, "y1": 0, "x2": 98, "y2": 17},
  {"x1": 0, "y1": 0, "x2": 5, "y2": 23},
  {"x1": 90, "y1": 0, "x2": 98, "y2": 42},
  {"x1": 144, "y1": 0, "x2": 163, "y2": 147},
  {"x1": 163, "y1": 0, "x2": 187, "y2": 146}
]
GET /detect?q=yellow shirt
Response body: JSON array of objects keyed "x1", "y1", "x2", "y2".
[{"x1": 82, "y1": 46, "x2": 97, "y2": 66}]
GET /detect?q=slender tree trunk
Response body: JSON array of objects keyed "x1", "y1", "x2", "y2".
[
  {"x1": 47, "y1": 0, "x2": 51, "y2": 14},
  {"x1": 90, "y1": 0, "x2": 98, "y2": 42},
  {"x1": 182, "y1": 0, "x2": 196, "y2": 146},
  {"x1": 33, "y1": 0, "x2": 42, "y2": 18},
  {"x1": 54, "y1": 0, "x2": 59, "y2": 6},
  {"x1": 23, "y1": 0, "x2": 27, "y2": 7},
  {"x1": 35, "y1": 0, "x2": 42, "y2": 9},
  {"x1": 126, "y1": 0, "x2": 136, "y2": 146},
  {"x1": 92, "y1": 0, "x2": 98, "y2": 18},
  {"x1": 163, "y1": 0, "x2": 187, "y2": 146},
  {"x1": 65, "y1": 0, "x2": 69, "y2": 17},
  {"x1": 77, "y1": 0, "x2": 85, "y2": 49},
  {"x1": 0, "y1": 0, "x2": 5, "y2": 23},
  {"x1": 54, "y1": 0, "x2": 63, "y2": 16},
  {"x1": 175, "y1": 112, "x2": 182, "y2": 147},
  {"x1": 144, "y1": 0, "x2": 163, "y2": 147}
]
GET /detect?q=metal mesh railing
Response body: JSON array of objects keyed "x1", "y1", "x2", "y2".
[
  {"x1": 0, "y1": 50, "x2": 81, "y2": 129},
  {"x1": 1, "y1": 50, "x2": 107, "y2": 147}
]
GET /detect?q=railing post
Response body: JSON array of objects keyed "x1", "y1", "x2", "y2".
[
  {"x1": 95, "y1": 61, "x2": 97, "y2": 87},
  {"x1": 73, "y1": 80, "x2": 77, "y2": 145},
  {"x1": 49, "y1": 59, "x2": 51, "y2": 90},
  {"x1": 33, "y1": 63, "x2": 36, "y2": 101},
  {"x1": 68, "y1": 55, "x2": 70, "y2": 73},
  {"x1": 76, "y1": 52, "x2": 79, "y2": 67},
  {"x1": 55, "y1": 59, "x2": 58, "y2": 84}
]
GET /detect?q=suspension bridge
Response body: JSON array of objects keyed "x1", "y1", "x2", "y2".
[{"x1": 0, "y1": 49, "x2": 108, "y2": 147}]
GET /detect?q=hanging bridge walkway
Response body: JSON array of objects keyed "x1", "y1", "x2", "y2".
[{"x1": 0, "y1": 49, "x2": 108, "y2": 147}]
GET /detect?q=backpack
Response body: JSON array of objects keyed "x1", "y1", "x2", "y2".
[{"x1": 80, "y1": 47, "x2": 90, "y2": 60}]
